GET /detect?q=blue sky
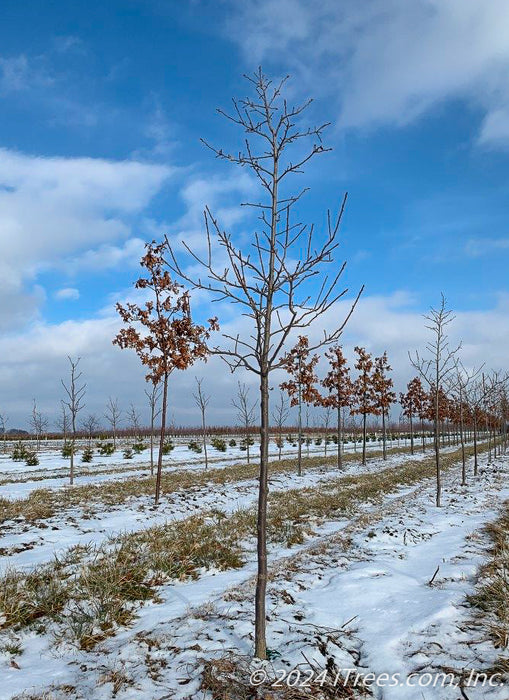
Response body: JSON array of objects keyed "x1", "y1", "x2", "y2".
[{"x1": 0, "y1": 0, "x2": 508, "y2": 427}]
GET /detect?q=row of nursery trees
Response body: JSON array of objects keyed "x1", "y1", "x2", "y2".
[
  {"x1": 109, "y1": 71, "x2": 508, "y2": 660},
  {"x1": 2, "y1": 71, "x2": 507, "y2": 662},
  {"x1": 276, "y1": 336, "x2": 508, "y2": 482}
]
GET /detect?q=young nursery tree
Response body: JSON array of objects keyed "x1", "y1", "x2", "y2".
[
  {"x1": 410, "y1": 295, "x2": 461, "y2": 507},
  {"x1": 280, "y1": 336, "x2": 320, "y2": 476},
  {"x1": 320, "y1": 344, "x2": 353, "y2": 469},
  {"x1": 351, "y1": 347, "x2": 378, "y2": 465},
  {"x1": 56, "y1": 402, "x2": 70, "y2": 441},
  {"x1": 193, "y1": 377, "x2": 210, "y2": 469},
  {"x1": 165, "y1": 71, "x2": 362, "y2": 659},
  {"x1": 372, "y1": 353, "x2": 396, "y2": 460},
  {"x1": 271, "y1": 391, "x2": 289, "y2": 461},
  {"x1": 144, "y1": 382, "x2": 162, "y2": 476},
  {"x1": 321, "y1": 404, "x2": 333, "y2": 457},
  {"x1": 104, "y1": 397, "x2": 122, "y2": 449},
  {"x1": 127, "y1": 403, "x2": 141, "y2": 439},
  {"x1": 0, "y1": 413, "x2": 7, "y2": 453},
  {"x1": 232, "y1": 381, "x2": 256, "y2": 464},
  {"x1": 400, "y1": 377, "x2": 426, "y2": 455},
  {"x1": 61, "y1": 356, "x2": 86, "y2": 485},
  {"x1": 452, "y1": 364, "x2": 482, "y2": 484},
  {"x1": 29, "y1": 399, "x2": 48, "y2": 450},
  {"x1": 113, "y1": 240, "x2": 217, "y2": 505},
  {"x1": 81, "y1": 414, "x2": 99, "y2": 447}
]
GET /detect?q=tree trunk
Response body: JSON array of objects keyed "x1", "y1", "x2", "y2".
[
  {"x1": 297, "y1": 378, "x2": 302, "y2": 476},
  {"x1": 382, "y1": 409, "x2": 387, "y2": 460},
  {"x1": 155, "y1": 372, "x2": 168, "y2": 505},
  {"x1": 254, "y1": 372, "x2": 269, "y2": 659},
  {"x1": 362, "y1": 412, "x2": 367, "y2": 465},
  {"x1": 337, "y1": 405, "x2": 343, "y2": 470},
  {"x1": 70, "y1": 415, "x2": 76, "y2": 485},
  {"x1": 409, "y1": 411, "x2": 414, "y2": 455},
  {"x1": 150, "y1": 408, "x2": 154, "y2": 476},
  {"x1": 460, "y1": 407, "x2": 466, "y2": 486},
  {"x1": 473, "y1": 416, "x2": 478, "y2": 476},
  {"x1": 434, "y1": 386, "x2": 441, "y2": 507},
  {"x1": 202, "y1": 409, "x2": 208, "y2": 469}
]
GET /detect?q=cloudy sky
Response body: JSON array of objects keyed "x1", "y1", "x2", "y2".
[{"x1": 0, "y1": 0, "x2": 508, "y2": 430}]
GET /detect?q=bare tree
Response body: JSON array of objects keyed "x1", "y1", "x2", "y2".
[
  {"x1": 61, "y1": 357, "x2": 86, "y2": 485},
  {"x1": 193, "y1": 378, "x2": 210, "y2": 469},
  {"x1": 127, "y1": 403, "x2": 141, "y2": 439},
  {"x1": 29, "y1": 399, "x2": 48, "y2": 450},
  {"x1": 145, "y1": 382, "x2": 162, "y2": 476},
  {"x1": 81, "y1": 414, "x2": 100, "y2": 447},
  {"x1": 0, "y1": 413, "x2": 7, "y2": 453},
  {"x1": 56, "y1": 402, "x2": 70, "y2": 441},
  {"x1": 104, "y1": 397, "x2": 122, "y2": 450},
  {"x1": 165, "y1": 71, "x2": 362, "y2": 659},
  {"x1": 321, "y1": 404, "x2": 333, "y2": 458},
  {"x1": 410, "y1": 295, "x2": 461, "y2": 507},
  {"x1": 113, "y1": 241, "x2": 217, "y2": 505},
  {"x1": 271, "y1": 391, "x2": 289, "y2": 460},
  {"x1": 452, "y1": 364, "x2": 482, "y2": 485},
  {"x1": 232, "y1": 381, "x2": 256, "y2": 464}
]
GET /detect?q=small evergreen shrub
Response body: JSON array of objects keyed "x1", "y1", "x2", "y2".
[
  {"x1": 81, "y1": 447, "x2": 93, "y2": 463},
  {"x1": 228, "y1": 439, "x2": 237, "y2": 447},
  {"x1": 62, "y1": 441, "x2": 75, "y2": 458},
  {"x1": 162, "y1": 439, "x2": 174, "y2": 455},
  {"x1": 12, "y1": 441, "x2": 27, "y2": 462},
  {"x1": 132, "y1": 442, "x2": 146, "y2": 454},
  {"x1": 99, "y1": 442, "x2": 115, "y2": 456},
  {"x1": 25, "y1": 450, "x2": 39, "y2": 466},
  {"x1": 123, "y1": 447, "x2": 134, "y2": 460},
  {"x1": 211, "y1": 437, "x2": 227, "y2": 452},
  {"x1": 188, "y1": 440, "x2": 202, "y2": 453}
]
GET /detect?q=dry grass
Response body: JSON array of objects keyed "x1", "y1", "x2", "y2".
[
  {"x1": 1, "y1": 512, "x2": 244, "y2": 648},
  {"x1": 0, "y1": 441, "x2": 495, "y2": 650},
  {"x1": 467, "y1": 500, "x2": 509, "y2": 670},
  {"x1": 0, "y1": 444, "x2": 416, "y2": 524},
  {"x1": 201, "y1": 650, "x2": 365, "y2": 699}
]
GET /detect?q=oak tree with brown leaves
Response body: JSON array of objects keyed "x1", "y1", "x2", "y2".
[
  {"x1": 113, "y1": 240, "x2": 218, "y2": 504},
  {"x1": 400, "y1": 376, "x2": 427, "y2": 455},
  {"x1": 351, "y1": 346, "x2": 378, "y2": 465},
  {"x1": 320, "y1": 344, "x2": 353, "y2": 469},
  {"x1": 280, "y1": 336, "x2": 320, "y2": 476},
  {"x1": 372, "y1": 352, "x2": 396, "y2": 460}
]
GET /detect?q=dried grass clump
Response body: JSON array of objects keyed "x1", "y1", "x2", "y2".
[{"x1": 201, "y1": 653, "x2": 363, "y2": 699}]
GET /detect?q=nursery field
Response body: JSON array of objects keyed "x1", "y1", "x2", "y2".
[{"x1": 1, "y1": 436, "x2": 507, "y2": 700}]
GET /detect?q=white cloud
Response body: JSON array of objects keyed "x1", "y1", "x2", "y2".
[
  {"x1": 54, "y1": 287, "x2": 80, "y2": 301},
  {"x1": 0, "y1": 148, "x2": 173, "y2": 328},
  {"x1": 1, "y1": 290, "x2": 507, "y2": 429},
  {"x1": 64, "y1": 238, "x2": 147, "y2": 274},
  {"x1": 225, "y1": 0, "x2": 509, "y2": 144},
  {"x1": 465, "y1": 236, "x2": 509, "y2": 257},
  {"x1": 0, "y1": 54, "x2": 53, "y2": 93}
]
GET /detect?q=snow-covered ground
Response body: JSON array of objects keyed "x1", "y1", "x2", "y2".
[
  {"x1": 0, "y1": 436, "x2": 430, "y2": 499},
  {"x1": 0, "y1": 448, "x2": 434, "y2": 575},
  {"x1": 1, "y1": 445, "x2": 506, "y2": 699}
]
